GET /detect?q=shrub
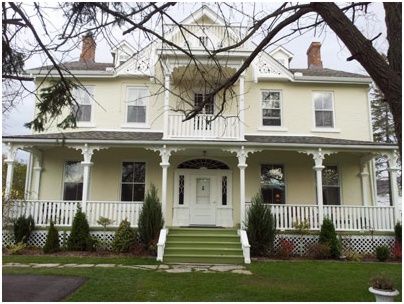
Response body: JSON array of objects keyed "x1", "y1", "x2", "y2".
[
  {"x1": 391, "y1": 242, "x2": 402, "y2": 260},
  {"x1": 318, "y1": 217, "x2": 341, "y2": 259},
  {"x1": 278, "y1": 237, "x2": 294, "y2": 259},
  {"x1": 375, "y1": 245, "x2": 391, "y2": 262},
  {"x1": 43, "y1": 221, "x2": 60, "y2": 254},
  {"x1": 67, "y1": 204, "x2": 94, "y2": 251},
  {"x1": 344, "y1": 249, "x2": 362, "y2": 262},
  {"x1": 7, "y1": 242, "x2": 27, "y2": 255},
  {"x1": 370, "y1": 273, "x2": 395, "y2": 291},
  {"x1": 245, "y1": 192, "x2": 277, "y2": 256},
  {"x1": 13, "y1": 215, "x2": 35, "y2": 244},
  {"x1": 306, "y1": 243, "x2": 330, "y2": 259},
  {"x1": 137, "y1": 184, "x2": 164, "y2": 249},
  {"x1": 394, "y1": 222, "x2": 402, "y2": 244},
  {"x1": 112, "y1": 219, "x2": 135, "y2": 253}
]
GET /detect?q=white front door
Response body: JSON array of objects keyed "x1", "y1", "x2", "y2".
[{"x1": 190, "y1": 176, "x2": 216, "y2": 225}]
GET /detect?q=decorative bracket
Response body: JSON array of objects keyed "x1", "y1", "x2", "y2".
[
  {"x1": 70, "y1": 144, "x2": 108, "y2": 164},
  {"x1": 298, "y1": 148, "x2": 336, "y2": 168},
  {"x1": 223, "y1": 146, "x2": 262, "y2": 168},
  {"x1": 146, "y1": 145, "x2": 184, "y2": 167}
]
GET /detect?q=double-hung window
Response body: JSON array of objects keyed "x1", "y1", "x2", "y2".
[
  {"x1": 262, "y1": 90, "x2": 282, "y2": 126},
  {"x1": 126, "y1": 87, "x2": 148, "y2": 124},
  {"x1": 322, "y1": 165, "x2": 341, "y2": 205},
  {"x1": 63, "y1": 161, "x2": 84, "y2": 200},
  {"x1": 121, "y1": 162, "x2": 146, "y2": 201},
  {"x1": 260, "y1": 164, "x2": 285, "y2": 204},
  {"x1": 73, "y1": 86, "x2": 94, "y2": 123},
  {"x1": 314, "y1": 92, "x2": 334, "y2": 128}
]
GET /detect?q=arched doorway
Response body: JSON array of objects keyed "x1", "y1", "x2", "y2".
[{"x1": 173, "y1": 158, "x2": 233, "y2": 227}]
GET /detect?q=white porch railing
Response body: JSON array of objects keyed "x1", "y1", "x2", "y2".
[
  {"x1": 245, "y1": 204, "x2": 397, "y2": 232},
  {"x1": 167, "y1": 114, "x2": 241, "y2": 140},
  {"x1": 6, "y1": 200, "x2": 143, "y2": 228}
]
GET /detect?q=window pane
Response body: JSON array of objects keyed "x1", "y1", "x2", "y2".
[
  {"x1": 122, "y1": 162, "x2": 134, "y2": 182},
  {"x1": 260, "y1": 164, "x2": 285, "y2": 204},
  {"x1": 322, "y1": 166, "x2": 339, "y2": 186},
  {"x1": 323, "y1": 187, "x2": 340, "y2": 205},
  {"x1": 78, "y1": 105, "x2": 92, "y2": 122},
  {"x1": 315, "y1": 111, "x2": 333, "y2": 127},
  {"x1": 63, "y1": 183, "x2": 83, "y2": 201},
  {"x1": 127, "y1": 106, "x2": 146, "y2": 123},
  {"x1": 121, "y1": 184, "x2": 133, "y2": 201},
  {"x1": 133, "y1": 184, "x2": 145, "y2": 201},
  {"x1": 133, "y1": 162, "x2": 145, "y2": 183},
  {"x1": 65, "y1": 161, "x2": 83, "y2": 183}
]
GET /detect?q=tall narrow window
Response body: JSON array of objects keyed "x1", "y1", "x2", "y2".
[
  {"x1": 194, "y1": 93, "x2": 214, "y2": 114},
  {"x1": 260, "y1": 164, "x2": 285, "y2": 204},
  {"x1": 262, "y1": 91, "x2": 281, "y2": 126},
  {"x1": 73, "y1": 86, "x2": 94, "y2": 122},
  {"x1": 63, "y1": 161, "x2": 84, "y2": 200},
  {"x1": 314, "y1": 92, "x2": 334, "y2": 127},
  {"x1": 221, "y1": 176, "x2": 228, "y2": 206},
  {"x1": 322, "y1": 165, "x2": 340, "y2": 205},
  {"x1": 127, "y1": 87, "x2": 148, "y2": 123},
  {"x1": 121, "y1": 162, "x2": 146, "y2": 201},
  {"x1": 178, "y1": 175, "x2": 185, "y2": 205}
]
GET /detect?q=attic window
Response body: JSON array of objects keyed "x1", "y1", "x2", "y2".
[
  {"x1": 119, "y1": 54, "x2": 130, "y2": 65},
  {"x1": 199, "y1": 36, "x2": 208, "y2": 46},
  {"x1": 275, "y1": 58, "x2": 287, "y2": 68}
]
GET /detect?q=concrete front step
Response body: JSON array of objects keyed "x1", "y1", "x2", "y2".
[{"x1": 164, "y1": 228, "x2": 244, "y2": 264}]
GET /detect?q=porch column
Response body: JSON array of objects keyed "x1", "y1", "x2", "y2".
[
  {"x1": 4, "y1": 143, "x2": 19, "y2": 199},
  {"x1": 148, "y1": 145, "x2": 183, "y2": 228},
  {"x1": 360, "y1": 155, "x2": 374, "y2": 207},
  {"x1": 386, "y1": 151, "x2": 400, "y2": 223},
  {"x1": 163, "y1": 71, "x2": 171, "y2": 139},
  {"x1": 238, "y1": 72, "x2": 245, "y2": 140},
  {"x1": 32, "y1": 156, "x2": 43, "y2": 200},
  {"x1": 225, "y1": 146, "x2": 261, "y2": 229}
]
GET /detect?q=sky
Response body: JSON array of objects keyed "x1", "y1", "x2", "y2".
[{"x1": 2, "y1": 2, "x2": 388, "y2": 161}]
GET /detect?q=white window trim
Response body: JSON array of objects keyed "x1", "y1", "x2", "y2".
[
  {"x1": 123, "y1": 86, "x2": 149, "y2": 128},
  {"x1": 312, "y1": 91, "x2": 339, "y2": 132},
  {"x1": 119, "y1": 160, "x2": 147, "y2": 202},
  {"x1": 261, "y1": 89, "x2": 284, "y2": 129},
  {"x1": 74, "y1": 86, "x2": 95, "y2": 125}
]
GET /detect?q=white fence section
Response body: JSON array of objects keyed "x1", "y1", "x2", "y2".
[
  {"x1": 245, "y1": 203, "x2": 397, "y2": 232},
  {"x1": 6, "y1": 200, "x2": 143, "y2": 228},
  {"x1": 167, "y1": 114, "x2": 241, "y2": 140}
]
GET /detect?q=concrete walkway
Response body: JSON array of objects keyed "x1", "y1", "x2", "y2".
[{"x1": 3, "y1": 262, "x2": 252, "y2": 274}]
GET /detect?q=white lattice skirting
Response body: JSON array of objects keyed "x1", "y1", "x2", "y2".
[{"x1": 3, "y1": 230, "x2": 395, "y2": 256}]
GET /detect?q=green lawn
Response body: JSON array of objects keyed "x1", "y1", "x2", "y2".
[{"x1": 2, "y1": 257, "x2": 402, "y2": 302}]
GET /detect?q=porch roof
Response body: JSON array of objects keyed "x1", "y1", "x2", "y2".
[{"x1": 3, "y1": 131, "x2": 396, "y2": 152}]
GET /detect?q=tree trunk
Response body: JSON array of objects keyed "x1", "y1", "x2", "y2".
[{"x1": 311, "y1": 2, "x2": 402, "y2": 156}]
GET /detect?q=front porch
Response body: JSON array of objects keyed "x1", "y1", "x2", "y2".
[{"x1": 6, "y1": 199, "x2": 398, "y2": 232}]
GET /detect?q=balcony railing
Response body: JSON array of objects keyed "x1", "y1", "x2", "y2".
[
  {"x1": 5, "y1": 200, "x2": 398, "y2": 232},
  {"x1": 167, "y1": 114, "x2": 241, "y2": 140},
  {"x1": 246, "y1": 204, "x2": 397, "y2": 232},
  {"x1": 6, "y1": 200, "x2": 143, "y2": 228}
]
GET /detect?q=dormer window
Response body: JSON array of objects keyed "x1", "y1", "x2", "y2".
[{"x1": 119, "y1": 54, "x2": 130, "y2": 65}]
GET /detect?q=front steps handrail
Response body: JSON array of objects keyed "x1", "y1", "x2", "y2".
[
  {"x1": 157, "y1": 228, "x2": 168, "y2": 262},
  {"x1": 238, "y1": 229, "x2": 251, "y2": 264}
]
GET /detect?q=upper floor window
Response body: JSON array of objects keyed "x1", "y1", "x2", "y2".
[
  {"x1": 199, "y1": 36, "x2": 209, "y2": 46},
  {"x1": 260, "y1": 164, "x2": 285, "y2": 204},
  {"x1": 73, "y1": 86, "x2": 94, "y2": 122},
  {"x1": 314, "y1": 92, "x2": 334, "y2": 128},
  {"x1": 121, "y1": 162, "x2": 146, "y2": 201},
  {"x1": 63, "y1": 161, "x2": 83, "y2": 201},
  {"x1": 119, "y1": 54, "x2": 130, "y2": 65},
  {"x1": 194, "y1": 93, "x2": 214, "y2": 115},
  {"x1": 126, "y1": 87, "x2": 148, "y2": 124},
  {"x1": 322, "y1": 165, "x2": 340, "y2": 205},
  {"x1": 262, "y1": 90, "x2": 282, "y2": 126}
]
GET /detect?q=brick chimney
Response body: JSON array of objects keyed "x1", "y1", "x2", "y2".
[
  {"x1": 307, "y1": 42, "x2": 323, "y2": 69},
  {"x1": 80, "y1": 32, "x2": 96, "y2": 62}
]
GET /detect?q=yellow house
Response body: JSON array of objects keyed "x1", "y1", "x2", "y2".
[{"x1": 3, "y1": 6, "x2": 399, "y2": 262}]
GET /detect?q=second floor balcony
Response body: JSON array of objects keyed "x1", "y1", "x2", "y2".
[{"x1": 166, "y1": 114, "x2": 242, "y2": 140}]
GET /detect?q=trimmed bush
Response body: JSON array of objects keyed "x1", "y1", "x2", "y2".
[
  {"x1": 67, "y1": 204, "x2": 94, "y2": 251},
  {"x1": 306, "y1": 243, "x2": 330, "y2": 259},
  {"x1": 13, "y1": 215, "x2": 35, "y2": 244},
  {"x1": 375, "y1": 245, "x2": 391, "y2": 262},
  {"x1": 318, "y1": 217, "x2": 341, "y2": 259},
  {"x1": 137, "y1": 184, "x2": 164, "y2": 249},
  {"x1": 245, "y1": 192, "x2": 277, "y2": 256},
  {"x1": 112, "y1": 219, "x2": 135, "y2": 253},
  {"x1": 43, "y1": 221, "x2": 60, "y2": 253}
]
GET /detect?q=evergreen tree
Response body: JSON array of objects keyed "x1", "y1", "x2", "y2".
[
  {"x1": 137, "y1": 184, "x2": 164, "y2": 248},
  {"x1": 318, "y1": 217, "x2": 341, "y2": 259},
  {"x1": 43, "y1": 220, "x2": 60, "y2": 253},
  {"x1": 67, "y1": 204, "x2": 94, "y2": 251}
]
